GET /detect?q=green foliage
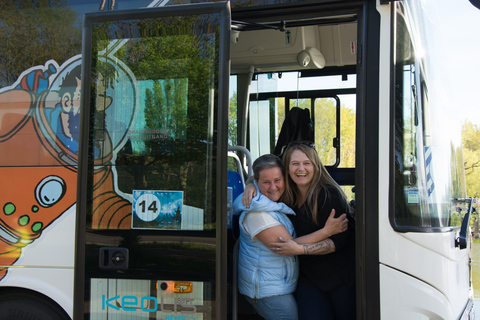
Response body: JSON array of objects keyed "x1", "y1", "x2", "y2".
[
  {"x1": 229, "y1": 91, "x2": 238, "y2": 146},
  {"x1": 144, "y1": 79, "x2": 188, "y2": 142},
  {"x1": 451, "y1": 142, "x2": 467, "y2": 198},
  {"x1": 340, "y1": 105, "x2": 356, "y2": 168},
  {"x1": 228, "y1": 92, "x2": 239, "y2": 172},
  {"x1": 0, "y1": 2, "x2": 81, "y2": 87},
  {"x1": 289, "y1": 97, "x2": 356, "y2": 168},
  {"x1": 462, "y1": 121, "x2": 480, "y2": 198},
  {"x1": 450, "y1": 210, "x2": 462, "y2": 227}
]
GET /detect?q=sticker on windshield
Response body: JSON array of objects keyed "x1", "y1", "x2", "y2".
[
  {"x1": 407, "y1": 191, "x2": 419, "y2": 204},
  {"x1": 132, "y1": 190, "x2": 183, "y2": 230}
]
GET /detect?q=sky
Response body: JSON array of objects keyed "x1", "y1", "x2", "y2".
[{"x1": 432, "y1": 0, "x2": 480, "y2": 125}]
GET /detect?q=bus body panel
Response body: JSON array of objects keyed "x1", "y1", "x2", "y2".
[
  {"x1": 376, "y1": 1, "x2": 473, "y2": 319},
  {"x1": 0, "y1": 0, "x2": 476, "y2": 319},
  {"x1": 6, "y1": 206, "x2": 76, "y2": 269},
  {"x1": 380, "y1": 264, "x2": 454, "y2": 319},
  {"x1": 0, "y1": 205, "x2": 76, "y2": 317},
  {"x1": 379, "y1": 227, "x2": 471, "y2": 318}
]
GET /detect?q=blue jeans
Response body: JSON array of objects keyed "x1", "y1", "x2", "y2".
[
  {"x1": 296, "y1": 281, "x2": 356, "y2": 320},
  {"x1": 244, "y1": 294, "x2": 298, "y2": 320}
]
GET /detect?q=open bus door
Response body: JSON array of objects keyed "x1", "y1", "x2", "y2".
[{"x1": 74, "y1": 2, "x2": 231, "y2": 319}]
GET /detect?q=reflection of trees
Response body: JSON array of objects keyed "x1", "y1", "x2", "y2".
[
  {"x1": 393, "y1": 3, "x2": 427, "y2": 226},
  {"x1": 112, "y1": 15, "x2": 217, "y2": 220},
  {"x1": 463, "y1": 121, "x2": 480, "y2": 198},
  {"x1": 0, "y1": 1, "x2": 81, "y2": 87},
  {"x1": 228, "y1": 92, "x2": 238, "y2": 146},
  {"x1": 451, "y1": 142, "x2": 467, "y2": 199}
]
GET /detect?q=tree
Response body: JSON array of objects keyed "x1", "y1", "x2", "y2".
[
  {"x1": 313, "y1": 98, "x2": 337, "y2": 165},
  {"x1": 228, "y1": 91, "x2": 238, "y2": 146},
  {"x1": 340, "y1": 104, "x2": 356, "y2": 168},
  {"x1": 0, "y1": 1, "x2": 81, "y2": 87},
  {"x1": 289, "y1": 97, "x2": 356, "y2": 169},
  {"x1": 462, "y1": 121, "x2": 480, "y2": 198}
]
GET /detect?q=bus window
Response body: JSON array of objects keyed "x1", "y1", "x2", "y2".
[
  {"x1": 392, "y1": 2, "x2": 466, "y2": 230},
  {"x1": 312, "y1": 97, "x2": 337, "y2": 167},
  {"x1": 247, "y1": 72, "x2": 356, "y2": 169},
  {"x1": 249, "y1": 98, "x2": 276, "y2": 159},
  {"x1": 338, "y1": 93, "x2": 356, "y2": 169},
  {"x1": 393, "y1": 2, "x2": 436, "y2": 229}
]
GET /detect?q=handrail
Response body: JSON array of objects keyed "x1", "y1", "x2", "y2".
[{"x1": 228, "y1": 146, "x2": 253, "y2": 177}]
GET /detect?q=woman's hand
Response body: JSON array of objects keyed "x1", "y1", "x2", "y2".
[
  {"x1": 324, "y1": 209, "x2": 348, "y2": 237},
  {"x1": 269, "y1": 237, "x2": 303, "y2": 256},
  {"x1": 242, "y1": 182, "x2": 257, "y2": 208}
]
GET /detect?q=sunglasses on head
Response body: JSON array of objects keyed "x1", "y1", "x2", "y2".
[
  {"x1": 286, "y1": 140, "x2": 315, "y2": 149},
  {"x1": 279, "y1": 140, "x2": 315, "y2": 157}
]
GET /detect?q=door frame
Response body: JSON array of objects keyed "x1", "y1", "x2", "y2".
[{"x1": 74, "y1": 2, "x2": 231, "y2": 319}]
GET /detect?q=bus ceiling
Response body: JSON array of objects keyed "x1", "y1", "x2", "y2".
[
  {"x1": 231, "y1": 13, "x2": 357, "y2": 32},
  {"x1": 230, "y1": 18, "x2": 358, "y2": 74}
]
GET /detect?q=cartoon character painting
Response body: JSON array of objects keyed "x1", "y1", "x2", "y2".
[{"x1": 0, "y1": 55, "x2": 136, "y2": 281}]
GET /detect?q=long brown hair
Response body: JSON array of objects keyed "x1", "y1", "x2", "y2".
[{"x1": 282, "y1": 144, "x2": 349, "y2": 225}]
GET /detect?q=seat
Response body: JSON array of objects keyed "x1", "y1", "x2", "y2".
[{"x1": 228, "y1": 170, "x2": 244, "y2": 204}]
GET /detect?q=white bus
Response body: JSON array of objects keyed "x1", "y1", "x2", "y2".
[{"x1": 0, "y1": 1, "x2": 476, "y2": 319}]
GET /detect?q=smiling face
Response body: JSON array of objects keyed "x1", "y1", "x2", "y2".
[
  {"x1": 256, "y1": 166, "x2": 285, "y2": 202},
  {"x1": 288, "y1": 149, "x2": 315, "y2": 191}
]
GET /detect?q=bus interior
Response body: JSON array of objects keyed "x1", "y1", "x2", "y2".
[{"x1": 227, "y1": 11, "x2": 358, "y2": 319}]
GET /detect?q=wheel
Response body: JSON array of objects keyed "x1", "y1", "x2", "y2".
[{"x1": 0, "y1": 288, "x2": 70, "y2": 320}]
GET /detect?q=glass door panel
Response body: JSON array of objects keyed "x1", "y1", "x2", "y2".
[{"x1": 76, "y1": 3, "x2": 230, "y2": 319}]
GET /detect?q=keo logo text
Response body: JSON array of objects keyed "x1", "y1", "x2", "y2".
[{"x1": 102, "y1": 295, "x2": 197, "y2": 314}]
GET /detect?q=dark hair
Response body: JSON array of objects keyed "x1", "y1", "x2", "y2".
[
  {"x1": 58, "y1": 65, "x2": 81, "y2": 98},
  {"x1": 253, "y1": 154, "x2": 285, "y2": 181}
]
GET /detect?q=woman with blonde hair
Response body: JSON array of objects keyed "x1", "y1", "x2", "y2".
[{"x1": 272, "y1": 141, "x2": 356, "y2": 320}]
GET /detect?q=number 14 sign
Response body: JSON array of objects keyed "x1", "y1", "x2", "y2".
[{"x1": 132, "y1": 190, "x2": 183, "y2": 230}]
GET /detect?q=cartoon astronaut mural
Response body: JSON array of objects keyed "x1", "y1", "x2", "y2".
[{"x1": 0, "y1": 55, "x2": 137, "y2": 280}]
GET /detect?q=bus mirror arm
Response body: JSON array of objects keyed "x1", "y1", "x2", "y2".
[{"x1": 455, "y1": 198, "x2": 474, "y2": 250}]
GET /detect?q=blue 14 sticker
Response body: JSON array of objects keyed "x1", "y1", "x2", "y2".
[{"x1": 135, "y1": 192, "x2": 160, "y2": 222}]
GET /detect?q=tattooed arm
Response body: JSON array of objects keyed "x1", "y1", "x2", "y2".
[
  {"x1": 269, "y1": 237, "x2": 335, "y2": 256},
  {"x1": 302, "y1": 238, "x2": 335, "y2": 255}
]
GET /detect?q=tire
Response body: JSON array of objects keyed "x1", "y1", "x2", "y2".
[{"x1": 0, "y1": 289, "x2": 70, "y2": 320}]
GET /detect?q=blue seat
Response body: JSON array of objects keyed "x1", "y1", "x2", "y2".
[
  {"x1": 228, "y1": 170, "x2": 244, "y2": 203},
  {"x1": 228, "y1": 170, "x2": 244, "y2": 233}
]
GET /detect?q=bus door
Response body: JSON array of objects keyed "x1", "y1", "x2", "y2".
[{"x1": 74, "y1": 2, "x2": 231, "y2": 319}]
